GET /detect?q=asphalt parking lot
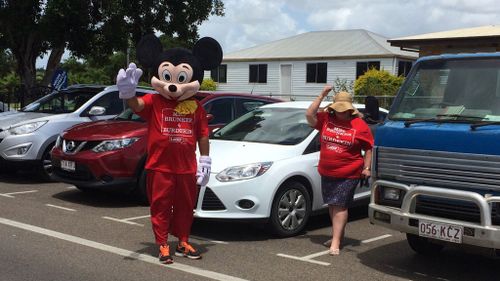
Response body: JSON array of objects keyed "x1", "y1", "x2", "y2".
[{"x1": 1, "y1": 171, "x2": 500, "y2": 281}]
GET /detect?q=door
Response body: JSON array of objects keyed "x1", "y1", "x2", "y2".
[{"x1": 280, "y1": 64, "x2": 292, "y2": 97}]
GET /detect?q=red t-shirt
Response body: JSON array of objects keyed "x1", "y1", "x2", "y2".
[
  {"x1": 135, "y1": 94, "x2": 209, "y2": 174},
  {"x1": 314, "y1": 111, "x2": 373, "y2": 178}
]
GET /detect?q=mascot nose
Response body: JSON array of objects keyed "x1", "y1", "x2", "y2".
[{"x1": 168, "y1": 85, "x2": 177, "y2": 92}]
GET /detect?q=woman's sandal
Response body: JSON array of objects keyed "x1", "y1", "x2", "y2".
[{"x1": 329, "y1": 248, "x2": 340, "y2": 256}]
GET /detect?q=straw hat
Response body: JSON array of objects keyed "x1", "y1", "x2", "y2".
[{"x1": 328, "y1": 91, "x2": 359, "y2": 115}]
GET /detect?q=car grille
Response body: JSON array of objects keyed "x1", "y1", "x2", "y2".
[
  {"x1": 52, "y1": 159, "x2": 95, "y2": 181},
  {"x1": 415, "y1": 196, "x2": 500, "y2": 225},
  {"x1": 201, "y1": 187, "x2": 226, "y2": 211},
  {"x1": 62, "y1": 138, "x2": 101, "y2": 154},
  {"x1": 376, "y1": 146, "x2": 500, "y2": 191},
  {"x1": 377, "y1": 147, "x2": 500, "y2": 225}
]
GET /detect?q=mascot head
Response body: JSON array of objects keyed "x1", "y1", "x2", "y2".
[{"x1": 136, "y1": 34, "x2": 223, "y2": 101}]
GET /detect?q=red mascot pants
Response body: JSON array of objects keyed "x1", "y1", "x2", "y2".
[{"x1": 146, "y1": 171, "x2": 198, "y2": 245}]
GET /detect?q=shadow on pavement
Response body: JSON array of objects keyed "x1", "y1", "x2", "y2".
[
  {"x1": 191, "y1": 219, "x2": 272, "y2": 242},
  {"x1": 358, "y1": 240, "x2": 500, "y2": 281},
  {"x1": 0, "y1": 170, "x2": 48, "y2": 185},
  {"x1": 52, "y1": 188, "x2": 142, "y2": 209}
]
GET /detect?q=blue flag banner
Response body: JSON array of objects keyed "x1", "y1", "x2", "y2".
[{"x1": 51, "y1": 68, "x2": 68, "y2": 90}]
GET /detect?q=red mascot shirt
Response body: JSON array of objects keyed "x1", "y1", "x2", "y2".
[
  {"x1": 314, "y1": 111, "x2": 373, "y2": 179},
  {"x1": 135, "y1": 94, "x2": 209, "y2": 174}
]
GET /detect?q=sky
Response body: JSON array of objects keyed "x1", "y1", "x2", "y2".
[
  {"x1": 37, "y1": 0, "x2": 500, "y2": 68},
  {"x1": 198, "y1": 0, "x2": 500, "y2": 54}
]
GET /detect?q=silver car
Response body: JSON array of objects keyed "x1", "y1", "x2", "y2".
[{"x1": 0, "y1": 85, "x2": 151, "y2": 179}]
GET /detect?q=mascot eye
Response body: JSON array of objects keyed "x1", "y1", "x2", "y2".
[
  {"x1": 161, "y1": 70, "x2": 172, "y2": 81},
  {"x1": 178, "y1": 71, "x2": 188, "y2": 83}
]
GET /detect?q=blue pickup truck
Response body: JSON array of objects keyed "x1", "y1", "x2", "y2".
[{"x1": 369, "y1": 52, "x2": 500, "y2": 255}]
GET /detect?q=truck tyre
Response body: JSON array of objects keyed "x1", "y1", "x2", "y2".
[
  {"x1": 406, "y1": 233, "x2": 444, "y2": 255},
  {"x1": 269, "y1": 181, "x2": 311, "y2": 237}
]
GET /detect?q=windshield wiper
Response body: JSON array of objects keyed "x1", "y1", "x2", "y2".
[
  {"x1": 470, "y1": 121, "x2": 500, "y2": 130},
  {"x1": 404, "y1": 118, "x2": 442, "y2": 127},
  {"x1": 435, "y1": 114, "x2": 484, "y2": 120},
  {"x1": 404, "y1": 114, "x2": 485, "y2": 128}
]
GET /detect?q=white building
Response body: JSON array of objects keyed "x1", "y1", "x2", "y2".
[{"x1": 207, "y1": 29, "x2": 418, "y2": 101}]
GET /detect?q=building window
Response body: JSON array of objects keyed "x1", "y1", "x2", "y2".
[
  {"x1": 210, "y1": 64, "x2": 227, "y2": 83},
  {"x1": 249, "y1": 64, "x2": 267, "y2": 83},
  {"x1": 398, "y1": 61, "x2": 413, "y2": 77},
  {"x1": 306, "y1": 63, "x2": 327, "y2": 83},
  {"x1": 356, "y1": 61, "x2": 380, "y2": 79}
]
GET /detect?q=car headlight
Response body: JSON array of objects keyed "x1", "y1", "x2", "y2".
[
  {"x1": 216, "y1": 162, "x2": 272, "y2": 182},
  {"x1": 8, "y1": 121, "x2": 48, "y2": 135},
  {"x1": 92, "y1": 137, "x2": 139, "y2": 152}
]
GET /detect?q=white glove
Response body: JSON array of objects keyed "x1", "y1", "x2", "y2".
[
  {"x1": 116, "y1": 62, "x2": 143, "y2": 99},
  {"x1": 196, "y1": 155, "x2": 211, "y2": 186}
]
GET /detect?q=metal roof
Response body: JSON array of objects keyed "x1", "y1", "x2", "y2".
[
  {"x1": 390, "y1": 25, "x2": 500, "y2": 42},
  {"x1": 224, "y1": 29, "x2": 418, "y2": 61}
]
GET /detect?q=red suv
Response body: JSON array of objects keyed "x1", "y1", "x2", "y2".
[{"x1": 50, "y1": 92, "x2": 281, "y2": 202}]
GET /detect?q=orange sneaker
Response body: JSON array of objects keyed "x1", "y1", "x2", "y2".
[
  {"x1": 159, "y1": 244, "x2": 173, "y2": 264},
  {"x1": 175, "y1": 241, "x2": 201, "y2": 259}
]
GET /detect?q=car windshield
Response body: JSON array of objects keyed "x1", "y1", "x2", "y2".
[
  {"x1": 115, "y1": 108, "x2": 144, "y2": 122},
  {"x1": 212, "y1": 107, "x2": 314, "y2": 145},
  {"x1": 21, "y1": 89, "x2": 99, "y2": 113},
  {"x1": 390, "y1": 58, "x2": 500, "y2": 122}
]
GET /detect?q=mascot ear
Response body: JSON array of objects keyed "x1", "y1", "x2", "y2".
[
  {"x1": 193, "y1": 37, "x2": 223, "y2": 70},
  {"x1": 136, "y1": 34, "x2": 163, "y2": 68}
]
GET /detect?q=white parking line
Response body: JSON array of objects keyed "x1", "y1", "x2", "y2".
[
  {"x1": 0, "y1": 217, "x2": 248, "y2": 281},
  {"x1": 102, "y1": 216, "x2": 145, "y2": 226},
  {"x1": 276, "y1": 253, "x2": 330, "y2": 266},
  {"x1": 190, "y1": 235, "x2": 229, "y2": 245},
  {"x1": 0, "y1": 190, "x2": 38, "y2": 198},
  {"x1": 361, "y1": 234, "x2": 392, "y2": 244},
  {"x1": 45, "y1": 204, "x2": 76, "y2": 212},
  {"x1": 277, "y1": 233, "x2": 393, "y2": 266},
  {"x1": 122, "y1": 215, "x2": 151, "y2": 221},
  {"x1": 101, "y1": 215, "x2": 229, "y2": 244}
]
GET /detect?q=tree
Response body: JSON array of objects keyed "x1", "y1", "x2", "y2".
[
  {"x1": 0, "y1": 0, "x2": 224, "y2": 96},
  {"x1": 354, "y1": 68, "x2": 404, "y2": 97}
]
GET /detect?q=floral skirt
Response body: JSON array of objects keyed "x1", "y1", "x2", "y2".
[{"x1": 321, "y1": 176, "x2": 360, "y2": 208}]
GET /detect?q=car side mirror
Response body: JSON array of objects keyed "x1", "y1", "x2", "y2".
[
  {"x1": 207, "y1": 113, "x2": 214, "y2": 122},
  {"x1": 88, "y1": 106, "x2": 106, "y2": 116}
]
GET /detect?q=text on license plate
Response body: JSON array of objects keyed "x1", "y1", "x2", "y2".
[
  {"x1": 418, "y1": 220, "x2": 463, "y2": 243},
  {"x1": 61, "y1": 160, "x2": 75, "y2": 172}
]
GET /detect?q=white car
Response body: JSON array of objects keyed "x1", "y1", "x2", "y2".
[{"x1": 194, "y1": 101, "x2": 388, "y2": 237}]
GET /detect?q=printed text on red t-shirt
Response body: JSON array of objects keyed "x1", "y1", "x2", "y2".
[
  {"x1": 161, "y1": 108, "x2": 194, "y2": 142},
  {"x1": 322, "y1": 123, "x2": 356, "y2": 153}
]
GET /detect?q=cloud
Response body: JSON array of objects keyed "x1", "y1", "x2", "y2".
[
  {"x1": 199, "y1": 0, "x2": 302, "y2": 53},
  {"x1": 199, "y1": 0, "x2": 500, "y2": 55},
  {"x1": 38, "y1": 0, "x2": 500, "y2": 67}
]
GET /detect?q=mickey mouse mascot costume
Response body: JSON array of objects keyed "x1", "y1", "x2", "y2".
[{"x1": 116, "y1": 34, "x2": 222, "y2": 264}]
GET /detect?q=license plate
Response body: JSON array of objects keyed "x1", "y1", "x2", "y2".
[
  {"x1": 61, "y1": 160, "x2": 75, "y2": 172},
  {"x1": 418, "y1": 220, "x2": 463, "y2": 243}
]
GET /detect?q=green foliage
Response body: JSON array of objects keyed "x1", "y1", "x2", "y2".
[
  {"x1": 0, "y1": 72, "x2": 20, "y2": 93},
  {"x1": 60, "y1": 57, "x2": 112, "y2": 85},
  {"x1": 0, "y1": 0, "x2": 225, "y2": 94},
  {"x1": 354, "y1": 68, "x2": 404, "y2": 96},
  {"x1": 201, "y1": 78, "x2": 217, "y2": 91}
]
